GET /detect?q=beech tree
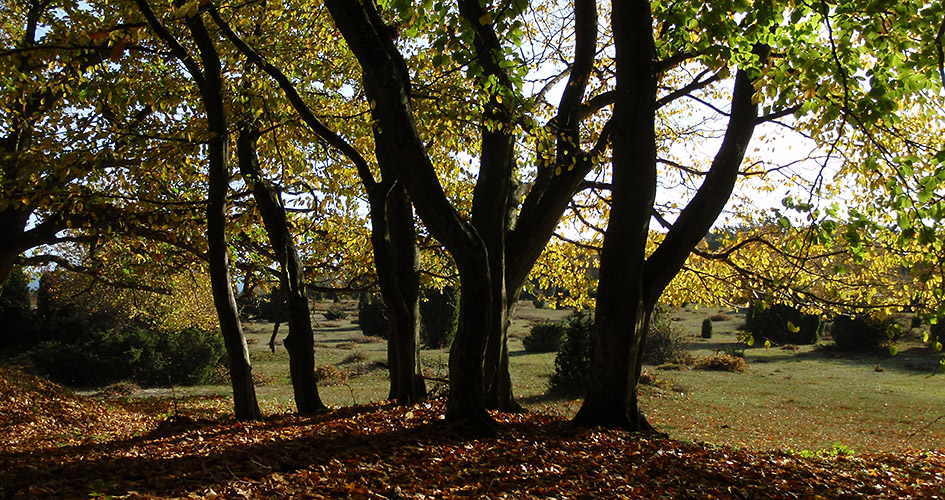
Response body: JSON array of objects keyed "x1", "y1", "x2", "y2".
[
  {"x1": 205, "y1": 1, "x2": 428, "y2": 403},
  {"x1": 316, "y1": 0, "x2": 945, "y2": 431},
  {"x1": 0, "y1": 1, "x2": 114, "y2": 288},
  {"x1": 131, "y1": 0, "x2": 264, "y2": 420}
]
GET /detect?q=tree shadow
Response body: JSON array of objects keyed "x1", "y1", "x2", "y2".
[
  {"x1": 0, "y1": 404, "x2": 476, "y2": 498},
  {"x1": 744, "y1": 345, "x2": 942, "y2": 375}
]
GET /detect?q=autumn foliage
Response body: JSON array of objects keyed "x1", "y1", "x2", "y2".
[{"x1": 2, "y1": 366, "x2": 943, "y2": 499}]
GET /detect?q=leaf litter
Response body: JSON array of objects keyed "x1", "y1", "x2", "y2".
[{"x1": 1, "y1": 366, "x2": 943, "y2": 499}]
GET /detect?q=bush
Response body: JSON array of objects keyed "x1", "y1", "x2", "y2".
[
  {"x1": 644, "y1": 307, "x2": 694, "y2": 365},
  {"x1": 420, "y1": 287, "x2": 459, "y2": 349},
  {"x1": 31, "y1": 324, "x2": 225, "y2": 387},
  {"x1": 323, "y1": 308, "x2": 348, "y2": 321},
  {"x1": 237, "y1": 289, "x2": 281, "y2": 321},
  {"x1": 701, "y1": 318, "x2": 713, "y2": 339},
  {"x1": 522, "y1": 321, "x2": 566, "y2": 352},
  {"x1": 357, "y1": 294, "x2": 392, "y2": 339},
  {"x1": 549, "y1": 310, "x2": 594, "y2": 395},
  {"x1": 696, "y1": 353, "x2": 748, "y2": 372},
  {"x1": 314, "y1": 364, "x2": 349, "y2": 385},
  {"x1": 830, "y1": 314, "x2": 898, "y2": 352},
  {"x1": 0, "y1": 267, "x2": 34, "y2": 348},
  {"x1": 745, "y1": 303, "x2": 822, "y2": 346}
]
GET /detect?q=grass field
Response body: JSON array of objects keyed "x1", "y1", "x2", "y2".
[{"x1": 124, "y1": 300, "x2": 945, "y2": 454}]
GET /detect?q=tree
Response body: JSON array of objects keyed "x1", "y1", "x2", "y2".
[
  {"x1": 317, "y1": 0, "x2": 945, "y2": 431},
  {"x1": 237, "y1": 123, "x2": 326, "y2": 414},
  {"x1": 207, "y1": 1, "x2": 427, "y2": 403},
  {"x1": 319, "y1": 0, "x2": 626, "y2": 430},
  {"x1": 132, "y1": 0, "x2": 262, "y2": 420},
  {"x1": 0, "y1": 1, "x2": 115, "y2": 288}
]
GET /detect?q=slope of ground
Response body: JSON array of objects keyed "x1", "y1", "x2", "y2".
[
  {"x1": 0, "y1": 366, "x2": 158, "y2": 453},
  {"x1": 1, "y1": 366, "x2": 944, "y2": 499}
]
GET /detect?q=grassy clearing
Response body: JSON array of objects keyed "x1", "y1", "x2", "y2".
[{"x1": 103, "y1": 301, "x2": 945, "y2": 454}]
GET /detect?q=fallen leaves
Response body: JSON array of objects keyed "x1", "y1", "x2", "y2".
[{"x1": 1, "y1": 366, "x2": 944, "y2": 499}]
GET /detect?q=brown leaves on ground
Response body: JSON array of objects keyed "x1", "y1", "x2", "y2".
[{"x1": 1, "y1": 366, "x2": 944, "y2": 499}]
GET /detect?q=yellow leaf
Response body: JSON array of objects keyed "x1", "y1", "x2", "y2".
[{"x1": 786, "y1": 321, "x2": 800, "y2": 333}]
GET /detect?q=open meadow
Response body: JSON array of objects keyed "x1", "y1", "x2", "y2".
[{"x1": 108, "y1": 299, "x2": 945, "y2": 455}]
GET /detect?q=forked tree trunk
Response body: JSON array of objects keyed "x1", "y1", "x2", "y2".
[
  {"x1": 573, "y1": 0, "x2": 658, "y2": 431},
  {"x1": 575, "y1": 0, "x2": 765, "y2": 430},
  {"x1": 322, "y1": 0, "x2": 499, "y2": 432},
  {"x1": 238, "y1": 124, "x2": 325, "y2": 415}
]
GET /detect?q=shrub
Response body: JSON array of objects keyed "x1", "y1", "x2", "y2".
[
  {"x1": 0, "y1": 267, "x2": 34, "y2": 348},
  {"x1": 314, "y1": 364, "x2": 349, "y2": 385},
  {"x1": 745, "y1": 303, "x2": 822, "y2": 346},
  {"x1": 696, "y1": 353, "x2": 748, "y2": 372},
  {"x1": 420, "y1": 287, "x2": 459, "y2": 349},
  {"x1": 342, "y1": 351, "x2": 367, "y2": 364},
  {"x1": 522, "y1": 321, "x2": 566, "y2": 352},
  {"x1": 644, "y1": 308, "x2": 694, "y2": 365},
  {"x1": 323, "y1": 308, "x2": 348, "y2": 321},
  {"x1": 31, "y1": 324, "x2": 225, "y2": 387},
  {"x1": 357, "y1": 294, "x2": 392, "y2": 339},
  {"x1": 237, "y1": 289, "x2": 281, "y2": 321},
  {"x1": 701, "y1": 318, "x2": 713, "y2": 339},
  {"x1": 830, "y1": 314, "x2": 898, "y2": 352},
  {"x1": 548, "y1": 310, "x2": 594, "y2": 395}
]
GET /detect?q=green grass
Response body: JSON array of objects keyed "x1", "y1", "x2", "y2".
[{"x1": 127, "y1": 301, "x2": 945, "y2": 453}]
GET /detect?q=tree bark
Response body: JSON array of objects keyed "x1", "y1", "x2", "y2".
[
  {"x1": 238, "y1": 124, "x2": 326, "y2": 415},
  {"x1": 368, "y1": 178, "x2": 425, "y2": 404}
]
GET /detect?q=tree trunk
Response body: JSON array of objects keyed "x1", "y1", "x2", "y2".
[
  {"x1": 369, "y1": 178, "x2": 425, "y2": 404},
  {"x1": 446, "y1": 253, "x2": 497, "y2": 434},
  {"x1": 483, "y1": 294, "x2": 518, "y2": 411},
  {"x1": 573, "y1": 0, "x2": 658, "y2": 431},
  {"x1": 323, "y1": 0, "x2": 498, "y2": 432},
  {"x1": 206, "y1": 126, "x2": 261, "y2": 420},
  {"x1": 238, "y1": 124, "x2": 326, "y2": 415},
  {"x1": 170, "y1": 7, "x2": 262, "y2": 421},
  {"x1": 208, "y1": 3, "x2": 427, "y2": 407},
  {"x1": 575, "y1": 1, "x2": 765, "y2": 430}
]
